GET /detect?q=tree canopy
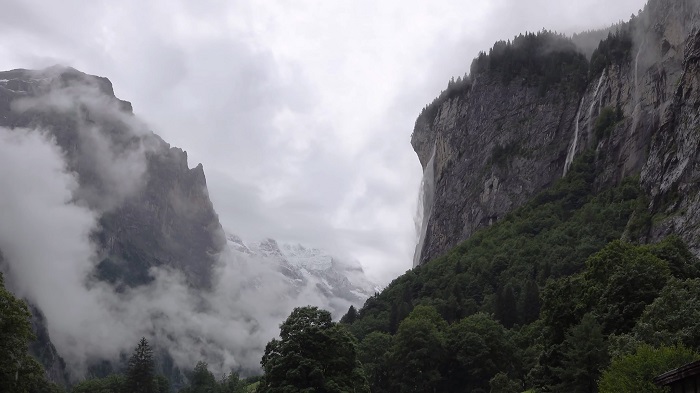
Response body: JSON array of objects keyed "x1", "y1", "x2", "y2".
[
  {"x1": 258, "y1": 306, "x2": 369, "y2": 393},
  {"x1": 0, "y1": 273, "x2": 63, "y2": 393}
]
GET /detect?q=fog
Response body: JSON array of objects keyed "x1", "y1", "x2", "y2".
[{"x1": 0, "y1": 79, "x2": 364, "y2": 377}]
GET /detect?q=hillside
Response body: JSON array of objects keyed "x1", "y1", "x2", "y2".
[{"x1": 342, "y1": 0, "x2": 700, "y2": 391}]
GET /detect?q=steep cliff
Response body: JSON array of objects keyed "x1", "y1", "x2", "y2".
[
  {"x1": 412, "y1": 0, "x2": 700, "y2": 265},
  {"x1": 0, "y1": 66, "x2": 226, "y2": 288},
  {"x1": 0, "y1": 66, "x2": 226, "y2": 382}
]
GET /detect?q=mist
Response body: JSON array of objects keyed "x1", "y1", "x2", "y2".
[{"x1": 0, "y1": 78, "x2": 366, "y2": 378}]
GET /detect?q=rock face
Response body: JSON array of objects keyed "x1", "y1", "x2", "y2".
[
  {"x1": 643, "y1": 23, "x2": 700, "y2": 254},
  {"x1": 0, "y1": 66, "x2": 226, "y2": 381},
  {"x1": 412, "y1": 0, "x2": 700, "y2": 264},
  {"x1": 0, "y1": 66, "x2": 226, "y2": 288}
]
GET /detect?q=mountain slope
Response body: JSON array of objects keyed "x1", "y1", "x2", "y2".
[
  {"x1": 412, "y1": 0, "x2": 700, "y2": 265},
  {"x1": 342, "y1": 1, "x2": 700, "y2": 392}
]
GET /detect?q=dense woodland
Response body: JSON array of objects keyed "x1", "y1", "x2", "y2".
[{"x1": 2, "y1": 18, "x2": 697, "y2": 393}]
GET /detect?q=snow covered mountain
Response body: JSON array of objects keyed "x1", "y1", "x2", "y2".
[{"x1": 226, "y1": 234, "x2": 378, "y2": 316}]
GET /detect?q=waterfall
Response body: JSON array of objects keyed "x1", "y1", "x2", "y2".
[
  {"x1": 564, "y1": 70, "x2": 607, "y2": 177},
  {"x1": 412, "y1": 143, "x2": 437, "y2": 267},
  {"x1": 631, "y1": 37, "x2": 647, "y2": 134},
  {"x1": 563, "y1": 99, "x2": 584, "y2": 177},
  {"x1": 587, "y1": 70, "x2": 607, "y2": 136}
]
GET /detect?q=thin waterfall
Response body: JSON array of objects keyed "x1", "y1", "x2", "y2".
[
  {"x1": 564, "y1": 70, "x2": 606, "y2": 177},
  {"x1": 412, "y1": 143, "x2": 437, "y2": 267},
  {"x1": 631, "y1": 37, "x2": 647, "y2": 135},
  {"x1": 587, "y1": 70, "x2": 607, "y2": 136},
  {"x1": 563, "y1": 99, "x2": 584, "y2": 177}
]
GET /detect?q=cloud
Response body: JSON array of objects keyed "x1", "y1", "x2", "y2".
[
  {"x1": 0, "y1": 121, "x2": 359, "y2": 376},
  {"x1": 0, "y1": 0, "x2": 650, "y2": 286}
]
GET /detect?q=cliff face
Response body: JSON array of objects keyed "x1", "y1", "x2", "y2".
[
  {"x1": 0, "y1": 66, "x2": 226, "y2": 381},
  {"x1": 0, "y1": 66, "x2": 225, "y2": 288},
  {"x1": 643, "y1": 25, "x2": 700, "y2": 254},
  {"x1": 412, "y1": 0, "x2": 700, "y2": 265}
]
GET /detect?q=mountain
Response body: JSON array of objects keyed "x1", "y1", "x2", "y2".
[
  {"x1": 0, "y1": 66, "x2": 377, "y2": 385},
  {"x1": 0, "y1": 66, "x2": 229, "y2": 384},
  {"x1": 341, "y1": 1, "x2": 700, "y2": 392},
  {"x1": 412, "y1": 0, "x2": 700, "y2": 265},
  {"x1": 226, "y1": 234, "x2": 378, "y2": 314},
  {"x1": 0, "y1": 66, "x2": 226, "y2": 288}
]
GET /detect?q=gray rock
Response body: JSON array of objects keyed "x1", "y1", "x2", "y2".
[{"x1": 412, "y1": 0, "x2": 700, "y2": 265}]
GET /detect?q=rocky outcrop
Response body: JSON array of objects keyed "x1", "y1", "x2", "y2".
[
  {"x1": 412, "y1": 0, "x2": 700, "y2": 264},
  {"x1": 0, "y1": 66, "x2": 225, "y2": 289},
  {"x1": 642, "y1": 26, "x2": 700, "y2": 254},
  {"x1": 0, "y1": 66, "x2": 226, "y2": 382}
]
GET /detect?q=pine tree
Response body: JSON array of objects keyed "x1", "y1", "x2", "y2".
[
  {"x1": 340, "y1": 305, "x2": 358, "y2": 324},
  {"x1": 555, "y1": 314, "x2": 609, "y2": 393},
  {"x1": 495, "y1": 284, "x2": 517, "y2": 328},
  {"x1": 125, "y1": 337, "x2": 155, "y2": 393}
]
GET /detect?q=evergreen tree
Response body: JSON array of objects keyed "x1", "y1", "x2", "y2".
[
  {"x1": 0, "y1": 273, "x2": 63, "y2": 393},
  {"x1": 125, "y1": 337, "x2": 155, "y2": 393},
  {"x1": 495, "y1": 284, "x2": 517, "y2": 328},
  {"x1": 554, "y1": 314, "x2": 609, "y2": 393},
  {"x1": 519, "y1": 280, "x2": 541, "y2": 325},
  {"x1": 340, "y1": 305, "x2": 358, "y2": 324},
  {"x1": 179, "y1": 361, "x2": 217, "y2": 393}
]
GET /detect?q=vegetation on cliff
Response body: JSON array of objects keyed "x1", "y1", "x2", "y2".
[{"x1": 416, "y1": 30, "x2": 588, "y2": 129}]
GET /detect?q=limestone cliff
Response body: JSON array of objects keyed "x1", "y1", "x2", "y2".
[{"x1": 412, "y1": 0, "x2": 700, "y2": 265}]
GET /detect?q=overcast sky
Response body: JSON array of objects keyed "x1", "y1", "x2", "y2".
[{"x1": 0, "y1": 0, "x2": 647, "y2": 285}]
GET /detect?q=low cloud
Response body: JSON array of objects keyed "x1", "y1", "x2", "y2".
[{"x1": 0, "y1": 82, "x2": 364, "y2": 376}]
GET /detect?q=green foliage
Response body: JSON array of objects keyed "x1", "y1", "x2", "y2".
[
  {"x1": 589, "y1": 24, "x2": 634, "y2": 77},
  {"x1": 0, "y1": 273, "x2": 64, "y2": 393},
  {"x1": 470, "y1": 30, "x2": 588, "y2": 94},
  {"x1": 593, "y1": 106, "x2": 623, "y2": 140},
  {"x1": 258, "y1": 306, "x2": 369, "y2": 393},
  {"x1": 583, "y1": 240, "x2": 671, "y2": 335},
  {"x1": 339, "y1": 305, "x2": 357, "y2": 324},
  {"x1": 634, "y1": 278, "x2": 700, "y2": 349},
  {"x1": 180, "y1": 361, "x2": 216, "y2": 393},
  {"x1": 416, "y1": 75, "x2": 472, "y2": 127},
  {"x1": 489, "y1": 372, "x2": 521, "y2": 393},
  {"x1": 125, "y1": 337, "x2": 155, "y2": 393},
  {"x1": 387, "y1": 306, "x2": 446, "y2": 392},
  {"x1": 598, "y1": 345, "x2": 700, "y2": 393},
  {"x1": 553, "y1": 314, "x2": 609, "y2": 393},
  {"x1": 154, "y1": 374, "x2": 170, "y2": 393},
  {"x1": 445, "y1": 313, "x2": 513, "y2": 392},
  {"x1": 179, "y1": 362, "x2": 245, "y2": 393},
  {"x1": 71, "y1": 374, "x2": 125, "y2": 393},
  {"x1": 416, "y1": 30, "x2": 587, "y2": 127},
  {"x1": 349, "y1": 151, "x2": 640, "y2": 340},
  {"x1": 357, "y1": 332, "x2": 393, "y2": 392},
  {"x1": 541, "y1": 236, "x2": 698, "y2": 344},
  {"x1": 533, "y1": 236, "x2": 699, "y2": 390}
]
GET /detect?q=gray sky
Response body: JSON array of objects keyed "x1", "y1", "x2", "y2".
[{"x1": 0, "y1": 0, "x2": 647, "y2": 285}]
